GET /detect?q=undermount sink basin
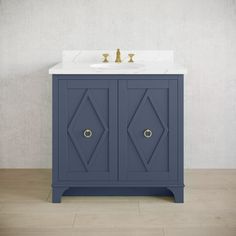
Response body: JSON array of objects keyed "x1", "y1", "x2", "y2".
[{"x1": 90, "y1": 63, "x2": 145, "y2": 70}]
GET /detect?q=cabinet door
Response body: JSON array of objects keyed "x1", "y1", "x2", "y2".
[
  {"x1": 58, "y1": 79, "x2": 117, "y2": 181},
  {"x1": 119, "y1": 79, "x2": 178, "y2": 182}
]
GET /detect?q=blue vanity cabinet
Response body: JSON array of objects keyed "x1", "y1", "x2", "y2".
[{"x1": 52, "y1": 75, "x2": 184, "y2": 203}]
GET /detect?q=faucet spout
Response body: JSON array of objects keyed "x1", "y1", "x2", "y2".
[{"x1": 115, "y1": 49, "x2": 122, "y2": 63}]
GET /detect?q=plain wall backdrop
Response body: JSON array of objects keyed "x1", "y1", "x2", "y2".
[{"x1": 0, "y1": 0, "x2": 236, "y2": 168}]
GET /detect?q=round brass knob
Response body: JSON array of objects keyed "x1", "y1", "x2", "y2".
[
  {"x1": 83, "y1": 129, "x2": 93, "y2": 138},
  {"x1": 144, "y1": 129, "x2": 152, "y2": 138}
]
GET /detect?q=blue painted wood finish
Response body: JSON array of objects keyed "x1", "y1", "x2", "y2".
[{"x1": 52, "y1": 75, "x2": 184, "y2": 203}]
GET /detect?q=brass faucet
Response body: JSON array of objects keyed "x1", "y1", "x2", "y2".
[
  {"x1": 115, "y1": 49, "x2": 122, "y2": 63},
  {"x1": 102, "y1": 49, "x2": 135, "y2": 63}
]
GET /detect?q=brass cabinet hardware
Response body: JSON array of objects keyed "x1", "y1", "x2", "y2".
[
  {"x1": 128, "y1": 53, "x2": 135, "y2": 63},
  {"x1": 115, "y1": 49, "x2": 122, "y2": 63},
  {"x1": 102, "y1": 53, "x2": 109, "y2": 63}
]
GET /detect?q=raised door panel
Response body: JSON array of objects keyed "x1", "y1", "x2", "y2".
[
  {"x1": 58, "y1": 79, "x2": 117, "y2": 181},
  {"x1": 119, "y1": 79, "x2": 178, "y2": 182}
]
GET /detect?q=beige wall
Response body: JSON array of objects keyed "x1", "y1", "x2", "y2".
[{"x1": 0, "y1": 0, "x2": 236, "y2": 168}]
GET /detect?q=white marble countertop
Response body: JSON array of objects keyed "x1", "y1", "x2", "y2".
[{"x1": 49, "y1": 50, "x2": 187, "y2": 75}]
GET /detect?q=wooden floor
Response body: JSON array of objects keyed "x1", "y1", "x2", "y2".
[{"x1": 0, "y1": 169, "x2": 235, "y2": 236}]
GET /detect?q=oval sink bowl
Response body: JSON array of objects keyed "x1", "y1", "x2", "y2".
[{"x1": 90, "y1": 63, "x2": 144, "y2": 70}]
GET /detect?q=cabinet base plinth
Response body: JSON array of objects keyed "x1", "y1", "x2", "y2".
[
  {"x1": 52, "y1": 187, "x2": 68, "y2": 203},
  {"x1": 52, "y1": 186, "x2": 184, "y2": 203},
  {"x1": 167, "y1": 186, "x2": 184, "y2": 203}
]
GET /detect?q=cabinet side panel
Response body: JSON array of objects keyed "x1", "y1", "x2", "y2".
[
  {"x1": 168, "y1": 80, "x2": 178, "y2": 180},
  {"x1": 52, "y1": 76, "x2": 59, "y2": 184},
  {"x1": 58, "y1": 80, "x2": 69, "y2": 181},
  {"x1": 178, "y1": 75, "x2": 184, "y2": 185}
]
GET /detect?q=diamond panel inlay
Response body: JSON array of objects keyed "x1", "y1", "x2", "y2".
[
  {"x1": 68, "y1": 89, "x2": 108, "y2": 171},
  {"x1": 128, "y1": 89, "x2": 168, "y2": 171}
]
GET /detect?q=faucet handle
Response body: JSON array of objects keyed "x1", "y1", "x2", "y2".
[
  {"x1": 128, "y1": 53, "x2": 135, "y2": 63},
  {"x1": 102, "y1": 53, "x2": 109, "y2": 63}
]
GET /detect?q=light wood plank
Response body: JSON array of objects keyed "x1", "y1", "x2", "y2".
[
  {"x1": 0, "y1": 202, "x2": 80, "y2": 214},
  {"x1": 0, "y1": 169, "x2": 51, "y2": 186},
  {"x1": 0, "y1": 200, "x2": 139, "y2": 215},
  {"x1": 0, "y1": 228, "x2": 165, "y2": 236},
  {"x1": 0, "y1": 213, "x2": 76, "y2": 229},
  {"x1": 164, "y1": 226, "x2": 236, "y2": 236},
  {"x1": 73, "y1": 210, "x2": 229, "y2": 228},
  {"x1": 185, "y1": 169, "x2": 236, "y2": 189},
  {"x1": 0, "y1": 186, "x2": 50, "y2": 203}
]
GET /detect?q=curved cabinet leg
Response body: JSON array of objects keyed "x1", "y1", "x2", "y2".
[
  {"x1": 167, "y1": 186, "x2": 184, "y2": 203},
  {"x1": 52, "y1": 187, "x2": 68, "y2": 203}
]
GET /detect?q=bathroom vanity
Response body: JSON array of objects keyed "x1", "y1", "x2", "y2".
[{"x1": 49, "y1": 50, "x2": 186, "y2": 203}]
